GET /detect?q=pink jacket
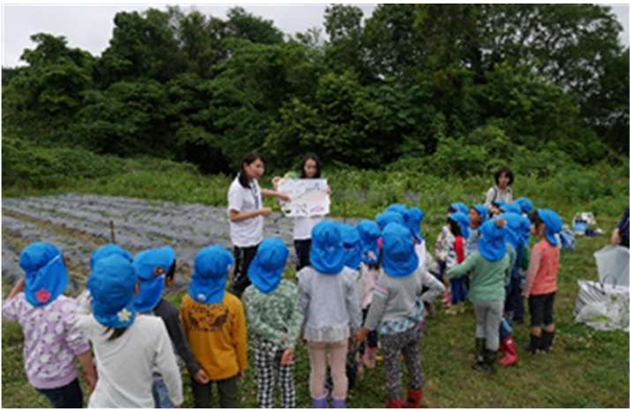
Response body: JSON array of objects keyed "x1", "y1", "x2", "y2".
[{"x1": 524, "y1": 240, "x2": 560, "y2": 296}]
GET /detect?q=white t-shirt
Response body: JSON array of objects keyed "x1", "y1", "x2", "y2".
[
  {"x1": 76, "y1": 315, "x2": 183, "y2": 408},
  {"x1": 227, "y1": 176, "x2": 264, "y2": 247},
  {"x1": 294, "y1": 216, "x2": 324, "y2": 240}
]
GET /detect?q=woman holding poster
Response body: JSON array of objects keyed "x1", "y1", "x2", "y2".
[
  {"x1": 274, "y1": 153, "x2": 331, "y2": 272},
  {"x1": 227, "y1": 152, "x2": 290, "y2": 297}
]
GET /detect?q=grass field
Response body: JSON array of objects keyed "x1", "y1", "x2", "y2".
[{"x1": 2, "y1": 167, "x2": 629, "y2": 408}]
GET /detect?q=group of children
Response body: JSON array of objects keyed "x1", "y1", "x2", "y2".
[{"x1": 3, "y1": 160, "x2": 564, "y2": 408}]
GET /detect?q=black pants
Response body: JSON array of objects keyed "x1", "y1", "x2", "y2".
[
  {"x1": 528, "y1": 292, "x2": 556, "y2": 327},
  {"x1": 36, "y1": 378, "x2": 83, "y2": 408},
  {"x1": 191, "y1": 375, "x2": 238, "y2": 408},
  {"x1": 230, "y1": 244, "x2": 259, "y2": 297},
  {"x1": 294, "y1": 239, "x2": 312, "y2": 272}
]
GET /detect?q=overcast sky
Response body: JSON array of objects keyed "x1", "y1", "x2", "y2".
[{"x1": 2, "y1": 3, "x2": 628, "y2": 68}]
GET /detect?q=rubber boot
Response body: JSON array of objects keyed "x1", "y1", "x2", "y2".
[
  {"x1": 498, "y1": 336, "x2": 518, "y2": 366},
  {"x1": 541, "y1": 330, "x2": 555, "y2": 352},
  {"x1": 312, "y1": 395, "x2": 328, "y2": 408},
  {"x1": 386, "y1": 398, "x2": 405, "y2": 408},
  {"x1": 472, "y1": 338, "x2": 485, "y2": 371},
  {"x1": 331, "y1": 398, "x2": 346, "y2": 408},
  {"x1": 483, "y1": 349, "x2": 498, "y2": 374},
  {"x1": 403, "y1": 389, "x2": 423, "y2": 408},
  {"x1": 526, "y1": 334, "x2": 542, "y2": 354}
]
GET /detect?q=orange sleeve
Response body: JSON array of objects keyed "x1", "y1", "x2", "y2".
[{"x1": 232, "y1": 298, "x2": 248, "y2": 372}]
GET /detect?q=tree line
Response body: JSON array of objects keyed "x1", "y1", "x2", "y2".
[{"x1": 2, "y1": 4, "x2": 628, "y2": 176}]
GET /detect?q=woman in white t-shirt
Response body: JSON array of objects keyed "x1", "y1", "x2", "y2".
[
  {"x1": 227, "y1": 152, "x2": 289, "y2": 297},
  {"x1": 484, "y1": 168, "x2": 515, "y2": 213},
  {"x1": 274, "y1": 153, "x2": 331, "y2": 272}
]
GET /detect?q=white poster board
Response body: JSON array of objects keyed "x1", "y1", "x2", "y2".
[{"x1": 277, "y1": 179, "x2": 330, "y2": 217}]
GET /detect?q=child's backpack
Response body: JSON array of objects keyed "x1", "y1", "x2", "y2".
[{"x1": 559, "y1": 227, "x2": 576, "y2": 251}]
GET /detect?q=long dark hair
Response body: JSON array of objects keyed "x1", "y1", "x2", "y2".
[
  {"x1": 238, "y1": 152, "x2": 264, "y2": 188},
  {"x1": 299, "y1": 152, "x2": 322, "y2": 179}
]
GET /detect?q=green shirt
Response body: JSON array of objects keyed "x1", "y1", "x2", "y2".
[
  {"x1": 242, "y1": 279, "x2": 304, "y2": 349},
  {"x1": 448, "y1": 247, "x2": 515, "y2": 304}
]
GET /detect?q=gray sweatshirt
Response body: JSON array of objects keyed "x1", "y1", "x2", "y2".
[
  {"x1": 364, "y1": 268, "x2": 445, "y2": 332},
  {"x1": 297, "y1": 266, "x2": 362, "y2": 343}
]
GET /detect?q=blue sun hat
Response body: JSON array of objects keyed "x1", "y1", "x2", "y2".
[
  {"x1": 248, "y1": 238, "x2": 289, "y2": 294},
  {"x1": 478, "y1": 220, "x2": 508, "y2": 262},
  {"x1": 407, "y1": 207, "x2": 424, "y2": 242},
  {"x1": 310, "y1": 221, "x2": 346, "y2": 274},
  {"x1": 90, "y1": 244, "x2": 133, "y2": 271},
  {"x1": 357, "y1": 220, "x2": 381, "y2": 266},
  {"x1": 381, "y1": 223, "x2": 419, "y2": 277},
  {"x1": 20, "y1": 242, "x2": 68, "y2": 308},
  {"x1": 472, "y1": 204, "x2": 488, "y2": 224},
  {"x1": 449, "y1": 211, "x2": 470, "y2": 239},
  {"x1": 502, "y1": 213, "x2": 526, "y2": 249},
  {"x1": 340, "y1": 224, "x2": 362, "y2": 271},
  {"x1": 132, "y1": 246, "x2": 176, "y2": 312},
  {"x1": 376, "y1": 211, "x2": 404, "y2": 231},
  {"x1": 450, "y1": 202, "x2": 469, "y2": 215},
  {"x1": 500, "y1": 202, "x2": 522, "y2": 215},
  {"x1": 515, "y1": 197, "x2": 534, "y2": 215},
  {"x1": 537, "y1": 209, "x2": 563, "y2": 246},
  {"x1": 189, "y1": 245, "x2": 234, "y2": 304},
  {"x1": 88, "y1": 254, "x2": 137, "y2": 328},
  {"x1": 386, "y1": 204, "x2": 410, "y2": 224}
]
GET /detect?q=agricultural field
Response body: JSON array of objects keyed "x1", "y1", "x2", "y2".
[{"x1": 2, "y1": 174, "x2": 628, "y2": 407}]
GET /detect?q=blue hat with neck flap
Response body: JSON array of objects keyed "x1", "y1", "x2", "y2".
[
  {"x1": 381, "y1": 223, "x2": 419, "y2": 277},
  {"x1": 88, "y1": 254, "x2": 137, "y2": 328},
  {"x1": 357, "y1": 220, "x2": 381, "y2": 266},
  {"x1": 20, "y1": 242, "x2": 68, "y2": 308},
  {"x1": 133, "y1": 246, "x2": 176, "y2": 312},
  {"x1": 478, "y1": 220, "x2": 508, "y2": 262},
  {"x1": 537, "y1": 209, "x2": 563, "y2": 246},
  {"x1": 310, "y1": 221, "x2": 346, "y2": 274},
  {"x1": 248, "y1": 238, "x2": 288, "y2": 294},
  {"x1": 340, "y1": 224, "x2": 362, "y2": 271},
  {"x1": 188, "y1": 245, "x2": 234, "y2": 304}
]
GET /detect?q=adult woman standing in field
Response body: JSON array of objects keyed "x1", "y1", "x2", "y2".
[
  {"x1": 484, "y1": 168, "x2": 515, "y2": 212},
  {"x1": 227, "y1": 152, "x2": 290, "y2": 297}
]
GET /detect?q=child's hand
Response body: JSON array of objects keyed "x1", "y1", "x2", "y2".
[
  {"x1": 326, "y1": 186, "x2": 332, "y2": 196},
  {"x1": 279, "y1": 193, "x2": 291, "y2": 202},
  {"x1": 259, "y1": 207, "x2": 273, "y2": 217},
  {"x1": 495, "y1": 218, "x2": 506, "y2": 229},
  {"x1": 194, "y1": 369, "x2": 210, "y2": 384},
  {"x1": 237, "y1": 371, "x2": 245, "y2": 379},
  {"x1": 281, "y1": 348, "x2": 294, "y2": 365}
]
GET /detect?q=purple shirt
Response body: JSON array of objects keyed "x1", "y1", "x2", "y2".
[{"x1": 2, "y1": 293, "x2": 90, "y2": 389}]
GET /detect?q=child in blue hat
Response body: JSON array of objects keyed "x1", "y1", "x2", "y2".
[
  {"x1": 298, "y1": 221, "x2": 362, "y2": 408},
  {"x1": 180, "y1": 245, "x2": 247, "y2": 408},
  {"x1": 133, "y1": 246, "x2": 209, "y2": 407},
  {"x1": 444, "y1": 211, "x2": 470, "y2": 314},
  {"x1": 500, "y1": 211, "x2": 531, "y2": 326},
  {"x1": 355, "y1": 220, "x2": 382, "y2": 370},
  {"x1": 2, "y1": 242, "x2": 96, "y2": 408},
  {"x1": 358, "y1": 223, "x2": 444, "y2": 408},
  {"x1": 242, "y1": 238, "x2": 304, "y2": 408},
  {"x1": 522, "y1": 209, "x2": 563, "y2": 354},
  {"x1": 467, "y1": 204, "x2": 488, "y2": 254},
  {"x1": 76, "y1": 243, "x2": 133, "y2": 315},
  {"x1": 448, "y1": 219, "x2": 515, "y2": 374},
  {"x1": 77, "y1": 254, "x2": 183, "y2": 407}
]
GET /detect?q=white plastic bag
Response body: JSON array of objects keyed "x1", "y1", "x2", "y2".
[
  {"x1": 574, "y1": 279, "x2": 629, "y2": 332},
  {"x1": 594, "y1": 245, "x2": 629, "y2": 287}
]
